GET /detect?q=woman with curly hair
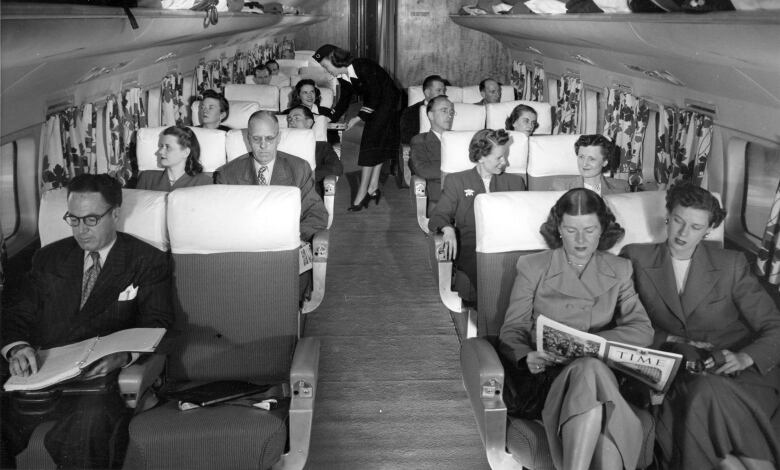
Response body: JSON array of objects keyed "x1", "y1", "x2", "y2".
[
  {"x1": 499, "y1": 188, "x2": 653, "y2": 470},
  {"x1": 551, "y1": 134, "x2": 629, "y2": 195},
  {"x1": 284, "y1": 79, "x2": 333, "y2": 120},
  {"x1": 428, "y1": 129, "x2": 526, "y2": 305},
  {"x1": 622, "y1": 182, "x2": 780, "y2": 470},
  {"x1": 136, "y1": 126, "x2": 212, "y2": 191}
]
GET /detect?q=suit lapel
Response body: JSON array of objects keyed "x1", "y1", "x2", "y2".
[
  {"x1": 645, "y1": 245, "x2": 686, "y2": 324},
  {"x1": 545, "y1": 249, "x2": 618, "y2": 300},
  {"x1": 270, "y1": 155, "x2": 294, "y2": 186},
  {"x1": 59, "y1": 240, "x2": 86, "y2": 316},
  {"x1": 680, "y1": 245, "x2": 719, "y2": 316},
  {"x1": 239, "y1": 155, "x2": 258, "y2": 185},
  {"x1": 466, "y1": 168, "x2": 485, "y2": 198}
]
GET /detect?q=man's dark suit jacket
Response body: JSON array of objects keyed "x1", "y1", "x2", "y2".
[
  {"x1": 2, "y1": 232, "x2": 173, "y2": 351},
  {"x1": 314, "y1": 142, "x2": 343, "y2": 184},
  {"x1": 409, "y1": 131, "x2": 442, "y2": 202},
  {"x1": 400, "y1": 100, "x2": 424, "y2": 145},
  {"x1": 428, "y1": 167, "x2": 526, "y2": 300},
  {"x1": 213, "y1": 151, "x2": 328, "y2": 242}
]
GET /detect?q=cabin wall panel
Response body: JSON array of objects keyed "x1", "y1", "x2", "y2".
[{"x1": 294, "y1": 0, "x2": 350, "y2": 53}]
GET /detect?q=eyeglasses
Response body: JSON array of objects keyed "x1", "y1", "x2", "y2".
[
  {"x1": 63, "y1": 207, "x2": 114, "y2": 227},
  {"x1": 249, "y1": 134, "x2": 279, "y2": 145}
]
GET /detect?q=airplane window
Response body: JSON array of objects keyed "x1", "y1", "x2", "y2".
[
  {"x1": 0, "y1": 142, "x2": 19, "y2": 240},
  {"x1": 743, "y1": 142, "x2": 780, "y2": 239}
]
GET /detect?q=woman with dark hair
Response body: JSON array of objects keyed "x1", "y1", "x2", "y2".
[
  {"x1": 136, "y1": 126, "x2": 212, "y2": 191},
  {"x1": 313, "y1": 44, "x2": 400, "y2": 211},
  {"x1": 499, "y1": 188, "x2": 653, "y2": 470},
  {"x1": 428, "y1": 129, "x2": 526, "y2": 304},
  {"x1": 505, "y1": 103, "x2": 539, "y2": 137},
  {"x1": 284, "y1": 79, "x2": 333, "y2": 119},
  {"x1": 551, "y1": 134, "x2": 629, "y2": 195},
  {"x1": 621, "y1": 182, "x2": 780, "y2": 470}
]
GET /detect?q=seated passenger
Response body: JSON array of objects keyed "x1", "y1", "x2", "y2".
[
  {"x1": 409, "y1": 95, "x2": 454, "y2": 205},
  {"x1": 551, "y1": 134, "x2": 629, "y2": 195},
  {"x1": 475, "y1": 78, "x2": 501, "y2": 105},
  {"x1": 198, "y1": 89, "x2": 231, "y2": 131},
  {"x1": 400, "y1": 74, "x2": 447, "y2": 145},
  {"x1": 0, "y1": 173, "x2": 173, "y2": 469},
  {"x1": 499, "y1": 188, "x2": 653, "y2": 470},
  {"x1": 136, "y1": 126, "x2": 212, "y2": 191},
  {"x1": 428, "y1": 129, "x2": 526, "y2": 304},
  {"x1": 265, "y1": 60, "x2": 289, "y2": 87},
  {"x1": 283, "y1": 78, "x2": 333, "y2": 120},
  {"x1": 286, "y1": 105, "x2": 343, "y2": 196},
  {"x1": 505, "y1": 103, "x2": 539, "y2": 137},
  {"x1": 214, "y1": 110, "x2": 327, "y2": 243},
  {"x1": 621, "y1": 182, "x2": 780, "y2": 470},
  {"x1": 253, "y1": 65, "x2": 271, "y2": 85}
]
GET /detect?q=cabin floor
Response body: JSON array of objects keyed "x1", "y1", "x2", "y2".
[{"x1": 302, "y1": 124, "x2": 489, "y2": 469}]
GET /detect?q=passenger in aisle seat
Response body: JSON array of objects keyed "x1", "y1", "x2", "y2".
[
  {"x1": 428, "y1": 129, "x2": 526, "y2": 305},
  {"x1": 136, "y1": 126, "x2": 213, "y2": 191},
  {"x1": 400, "y1": 74, "x2": 447, "y2": 145},
  {"x1": 409, "y1": 95, "x2": 455, "y2": 206},
  {"x1": 550, "y1": 134, "x2": 629, "y2": 195},
  {"x1": 475, "y1": 78, "x2": 502, "y2": 105},
  {"x1": 213, "y1": 110, "x2": 327, "y2": 243},
  {"x1": 504, "y1": 103, "x2": 539, "y2": 137},
  {"x1": 197, "y1": 89, "x2": 231, "y2": 131},
  {"x1": 499, "y1": 188, "x2": 653, "y2": 470},
  {"x1": 285, "y1": 106, "x2": 343, "y2": 196}
]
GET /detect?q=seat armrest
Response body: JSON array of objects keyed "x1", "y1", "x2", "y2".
[
  {"x1": 323, "y1": 175, "x2": 338, "y2": 229},
  {"x1": 461, "y1": 338, "x2": 519, "y2": 469},
  {"x1": 432, "y1": 233, "x2": 463, "y2": 313},
  {"x1": 272, "y1": 337, "x2": 320, "y2": 470},
  {"x1": 401, "y1": 144, "x2": 411, "y2": 187},
  {"x1": 118, "y1": 353, "x2": 166, "y2": 410},
  {"x1": 302, "y1": 230, "x2": 328, "y2": 314},
  {"x1": 412, "y1": 175, "x2": 429, "y2": 234}
]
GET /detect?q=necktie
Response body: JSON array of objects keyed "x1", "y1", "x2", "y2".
[
  {"x1": 81, "y1": 252, "x2": 101, "y2": 308},
  {"x1": 257, "y1": 165, "x2": 268, "y2": 185}
]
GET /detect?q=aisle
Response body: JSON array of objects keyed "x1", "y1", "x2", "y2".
[{"x1": 302, "y1": 130, "x2": 489, "y2": 469}]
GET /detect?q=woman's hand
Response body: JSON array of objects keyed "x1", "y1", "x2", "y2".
[
  {"x1": 346, "y1": 116, "x2": 362, "y2": 131},
  {"x1": 713, "y1": 349, "x2": 754, "y2": 376},
  {"x1": 526, "y1": 351, "x2": 558, "y2": 374}
]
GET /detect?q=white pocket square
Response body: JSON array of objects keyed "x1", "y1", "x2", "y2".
[{"x1": 118, "y1": 284, "x2": 138, "y2": 301}]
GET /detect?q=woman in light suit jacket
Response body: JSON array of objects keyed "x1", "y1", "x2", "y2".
[
  {"x1": 550, "y1": 134, "x2": 630, "y2": 195},
  {"x1": 621, "y1": 182, "x2": 780, "y2": 470},
  {"x1": 499, "y1": 188, "x2": 653, "y2": 470}
]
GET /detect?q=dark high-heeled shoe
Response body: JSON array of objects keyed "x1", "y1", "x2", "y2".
[
  {"x1": 368, "y1": 189, "x2": 382, "y2": 205},
  {"x1": 347, "y1": 194, "x2": 370, "y2": 211}
]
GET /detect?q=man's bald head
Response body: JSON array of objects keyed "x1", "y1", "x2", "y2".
[{"x1": 248, "y1": 110, "x2": 280, "y2": 133}]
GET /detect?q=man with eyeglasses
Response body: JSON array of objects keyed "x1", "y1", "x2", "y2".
[
  {"x1": 409, "y1": 95, "x2": 455, "y2": 206},
  {"x1": 1, "y1": 173, "x2": 173, "y2": 469},
  {"x1": 285, "y1": 105, "x2": 343, "y2": 197},
  {"x1": 214, "y1": 110, "x2": 327, "y2": 243}
]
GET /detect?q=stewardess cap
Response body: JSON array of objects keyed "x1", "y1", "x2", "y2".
[{"x1": 313, "y1": 44, "x2": 337, "y2": 63}]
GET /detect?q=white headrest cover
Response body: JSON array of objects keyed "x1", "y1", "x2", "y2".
[
  {"x1": 39, "y1": 188, "x2": 169, "y2": 251},
  {"x1": 505, "y1": 131, "x2": 529, "y2": 175},
  {"x1": 527, "y1": 134, "x2": 582, "y2": 177},
  {"x1": 408, "y1": 86, "x2": 464, "y2": 105},
  {"x1": 485, "y1": 100, "x2": 553, "y2": 135},
  {"x1": 276, "y1": 110, "x2": 328, "y2": 142},
  {"x1": 224, "y1": 84, "x2": 279, "y2": 111},
  {"x1": 419, "y1": 102, "x2": 486, "y2": 133},
  {"x1": 476, "y1": 191, "x2": 566, "y2": 253},
  {"x1": 136, "y1": 126, "x2": 226, "y2": 173},
  {"x1": 461, "y1": 85, "x2": 515, "y2": 104},
  {"x1": 189, "y1": 100, "x2": 261, "y2": 130},
  {"x1": 167, "y1": 185, "x2": 301, "y2": 254},
  {"x1": 440, "y1": 130, "x2": 528, "y2": 175},
  {"x1": 225, "y1": 128, "x2": 316, "y2": 170}
]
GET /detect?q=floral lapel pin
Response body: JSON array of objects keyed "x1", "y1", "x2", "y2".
[{"x1": 464, "y1": 189, "x2": 475, "y2": 197}]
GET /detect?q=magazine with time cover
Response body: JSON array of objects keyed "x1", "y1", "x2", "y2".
[{"x1": 535, "y1": 315, "x2": 683, "y2": 393}]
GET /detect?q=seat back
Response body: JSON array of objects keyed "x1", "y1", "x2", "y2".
[
  {"x1": 526, "y1": 134, "x2": 581, "y2": 190},
  {"x1": 225, "y1": 128, "x2": 317, "y2": 170},
  {"x1": 223, "y1": 84, "x2": 280, "y2": 111},
  {"x1": 439, "y1": 130, "x2": 529, "y2": 179},
  {"x1": 461, "y1": 84, "x2": 515, "y2": 104},
  {"x1": 278, "y1": 86, "x2": 335, "y2": 110},
  {"x1": 136, "y1": 126, "x2": 227, "y2": 173},
  {"x1": 295, "y1": 70, "x2": 336, "y2": 94},
  {"x1": 276, "y1": 59, "x2": 310, "y2": 76},
  {"x1": 39, "y1": 187, "x2": 169, "y2": 252},
  {"x1": 190, "y1": 100, "x2": 261, "y2": 130},
  {"x1": 166, "y1": 185, "x2": 301, "y2": 381},
  {"x1": 407, "y1": 85, "x2": 464, "y2": 105},
  {"x1": 275, "y1": 114, "x2": 328, "y2": 142},
  {"x1": 419, "y1": 102, "x2": 486, "y2": 134},
  {"x1": 485, "y1": 100, "x2": 554, "y2": 135}
]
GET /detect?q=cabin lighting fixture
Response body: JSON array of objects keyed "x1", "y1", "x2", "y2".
[
  {"x1": 527, "y1": 46, "x2": 543, "y2": 55},
  {"x1": 199, "y1": 44, "x2": 214, "y2": 51},
  {"x1": 623, "y1": 63, "x2": 647, "y2": 73},
  {"x1": 74, "y1": 61, "x2": 131, "y2": 84},
  {"x1": 645, "y1": 69, "x2": 685, "y2": 87},
  {"x1": 155, "y1": 52, "x2": 177, "y2": 63},
  {"x1": 571, "y1": 54, "x2": 596, "y2": 66}
]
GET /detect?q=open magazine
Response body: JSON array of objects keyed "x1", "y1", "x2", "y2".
[{"x1": 535, "y1": 315, "x2": 683, "y2": 393}]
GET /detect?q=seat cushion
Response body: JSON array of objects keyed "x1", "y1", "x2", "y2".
[{"x1": 124, "y1": 399, "x2": 287, "y2": 470}]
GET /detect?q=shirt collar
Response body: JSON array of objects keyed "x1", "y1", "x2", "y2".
[
  {"x1": 338, "y1": 64, "x2": 358, "y2": 82},
  {"x1": 83, "y1": 236, "x2": 117, "y2": 272},
  {"x1": 432, "y1": 130, "x2": 443, "y2": 141},
  {"x1": 253, "y1": 156, "x2": 276, "y2": 180}
]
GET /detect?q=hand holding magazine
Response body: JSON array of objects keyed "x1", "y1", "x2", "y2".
[{"x1": 535, "y1": 315, "x2": 682, "y2": 393}]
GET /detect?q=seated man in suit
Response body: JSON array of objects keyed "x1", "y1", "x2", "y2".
[
  {"x1": 400, "y1": 74, "x2": 447, "y2": 145},
  {"x1": 198, "y1": 89, "x2": 230, "y2": 131},
  {"x1": 475, "y1": 78, "x2": 502, "y2": 105},
  {"x1": 265, "y1": 60, "x2": 289, "y2": 87},
  {"x1": 409, "y1": 95, "x2": 454, "y2": 207},
  {"x1": 252, "y1": 65, "x2": 271, "y2": 85},
  {"x1": 285, "y1": 105, "x2": 343, "y2": 197},
  {"x1": 0, "y1": 173, "x2": 174, "y2": 469},
  {"x1": 214, "y1": 110, "x2": 328, "y2": 243}
]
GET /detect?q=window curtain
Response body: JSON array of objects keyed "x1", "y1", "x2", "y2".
[
  {"x1": 653, "y1": 106, "x2": 713, "y2": 187},
  {"x1": 552, "y1": 76, "x2": 583, "y2": 135},
  {"x1": 757, "y1": 179, "x2": 780, "y2": 287},
  {"x1": 510, "y1": 60, "x2": 545, "y2": 102},
  {"x1": 195, "y1": 60, "x2": 226, "y2": 96},
  {"x1": 40, "y1": 104, "x2": 98, "y2": 191},
  {"x1": 103, "y1": 87, "x2": 145, "y2": 187},
  {"x1": 602, "y1": 88, "x2": 650, "y2": 180},
  {"x1": 161, "y1": 72, "x2": 187, "y2": 127}
]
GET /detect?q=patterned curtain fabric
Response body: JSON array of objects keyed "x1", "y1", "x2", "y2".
[
  {"x1": 102, "y1": 88, "x2": 146, "y2": 186},
  {"x1": 552, "y1": 76, "x2": 583, "y2": 135},
  {"x1": 161, "y1": 72, "x2": 188, "y2": 126},
  {"x1": 510, "y1": 60, "x2": 545, "y2": 102},
  {"x1": 40, "y1": 114, "x2": 67, "y2": 191},
  {"x1": 602, "y1": 88, "x2": 650, "y2": 180},
  {"x1": 195, "y1": 59, "x2": 227, "y2": 96},
  {"x1": 39, "y1": 104, "x2": 98, "y2": 191},
  {"x1": 757, "y1": 179, "x2": 780, "y2": 287},
  {"x1": 653, "y1": 106, "x2": 713, "y2": 187}
]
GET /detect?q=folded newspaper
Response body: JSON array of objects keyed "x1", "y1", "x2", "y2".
[{"x1": 535, "y1": 315, "x2": 683, "y2": 393}]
